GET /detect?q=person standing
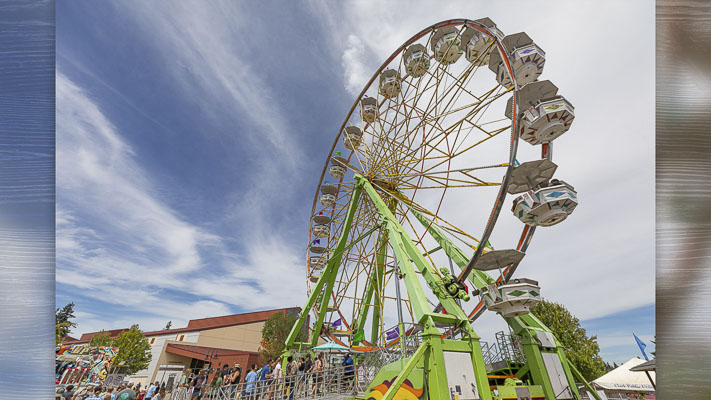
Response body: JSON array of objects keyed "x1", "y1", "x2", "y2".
[
  {"x1": 208, "y1": 369, "x2": 222, "y2": 399},
  {"x1": 285, "y1": 356, "x2": 297, "y2": 400},
  {"x1": 152, "y1": 388, "x2": 167, "y2": 400},
  {"x1": 144, "y1": 382, "x2": 157, "y2": 400},
  {"x1": 244, "y1": 365, "x2": 258, "y2": 400},
  {"x1": 311, "y1": 353, "x2": 324, "y2": 396},
  {"x1": 115, "y1": 383, "x2": 137, "y2": 400},
  {"x1": 62, "y1": 385, "x2": 75, "y2": 400},
  {"x1": 85, "y1": 386, "x2": 104, "y2": 400},
  {"x1": 341, "y1": 353, "x2": 355, "y2": 393},
  {"x1": 179, "y1": 369, "x2": 192, "y2": 388},
  {"x1": 190, "y1": 370, "x2": 207, "y2": 400},
  {"x1": 229, "y1": 364, "x2": 241, "y2": 400}
]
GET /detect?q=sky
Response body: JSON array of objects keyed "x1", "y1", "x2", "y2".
[{"x1": 55, "y1": 0, "x2": 655, "y2": 364}]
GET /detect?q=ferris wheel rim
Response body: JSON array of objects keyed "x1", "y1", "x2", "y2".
[{"x1": 304, "y1": 18, "x2": 539, "y2": 346}]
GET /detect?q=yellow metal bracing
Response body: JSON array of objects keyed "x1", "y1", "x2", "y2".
[{"x1": 304, "y1": 23, "x2": 517, "y2": 349}]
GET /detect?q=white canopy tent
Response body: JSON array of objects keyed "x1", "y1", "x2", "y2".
[{"x1": 593, "y1": 358, "x2": 655, "y2": 393}]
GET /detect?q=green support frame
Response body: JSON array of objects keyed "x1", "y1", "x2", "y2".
[{"x1": 409, "y1": 207, "x2": 601, "y2": 400}]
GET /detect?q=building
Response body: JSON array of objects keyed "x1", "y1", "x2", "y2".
[{"x1": 62, "y1": 307, "x2": 302, "y2": 387}]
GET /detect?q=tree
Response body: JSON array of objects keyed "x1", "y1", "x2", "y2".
[
  {"x1": 531, "y1": 299, "x2": 606, "y2": 381},
  {"x1": 260, "y1": 312, "x2": 305, "y2": 361},
  {"x1": 89, "y1": 330, "x2": 114, "y2": 347},
  {"x1": 165, "y1": 321, "x2": 172, "y2": 330},
  {"x1": 112, "y1": 324, "x2": 152, "y2": 374},
  {"x1": 56, "y1": 302, "x2": 77, "y2": 344}
]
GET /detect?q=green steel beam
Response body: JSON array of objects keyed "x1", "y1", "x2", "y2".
[
  {"x1": 409, "y1": 208, "x2": 495, "y2": 290},
  {"x1": 355, "y1": 175, "x2": 492, "y2": 400},
  {"x1": 569, "y1": 362, "x2": 602, "y2": 400},
  {"x1": 309, "y1": 183, "x2": 363, "y2": 347},
  {"x1": 353, "y1": 230, "x2": 387, "y2": 345},
  {"x1": 381, "y1": 342, "x2": 428, "y2": 400},
  {"x1": 409, "y1": 206, "x2": 589, "y2": 400},
  {"x1": 356, "y1": 175, "x2": 471, "y2": 329}
]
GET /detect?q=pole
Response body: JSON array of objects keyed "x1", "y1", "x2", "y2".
[{"x1": 392, "y1": 251, "x2": 405, "y2": 358}]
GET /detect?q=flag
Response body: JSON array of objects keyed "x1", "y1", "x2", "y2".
[
  {"x1": 386, "y1": 327, "x2": 399, "y2": 340},
  {"x1": 331, "y1": 318, "x2": 341, "y2": 328},
  {"x1": 514, "y1": 159, "x2": 520, "y2": 166},
  {"x1": 633, "y1": 333, "x2": 649, "y2": 361},
  {"x1": 312, "y1": 239, "x2": 320, "y2": 245},
  {"x1": 336, "y1": 151, "x2": 342, "y2": 157},
  {"x1": 353, "y1": 330, "x2": 365, "y2": 343}
]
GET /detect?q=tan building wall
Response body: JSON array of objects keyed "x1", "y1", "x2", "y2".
[
  {"x1": 149, "y1": 340, "x2": 193, "y2": 383},
  {"x1": 195, "y1": 321, "x2": 265, "y2": 352}
]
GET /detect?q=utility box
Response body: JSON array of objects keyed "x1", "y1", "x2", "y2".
[{"x1": 443, "y1": 351, "x2": 480, "y2": 400}]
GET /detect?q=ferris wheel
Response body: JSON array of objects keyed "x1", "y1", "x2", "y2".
[{"x1": 298, "y1": 18, "x2": 577, "y2": 352}]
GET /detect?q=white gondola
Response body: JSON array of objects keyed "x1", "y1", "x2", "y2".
[
  {"x1": 329, "y1": 156, "x2": 348, "y2": 179},
  {"x1": 312, "y1": 224, "x2": 330, "y2": 238},
  {"x1": 521, "y1": 97, "x2": 575, "y2": 145},
  {"x1": 379, "y1": 69, "x2": 401, "y2": 99},
  {"x1": 430, "y1": 26, "x2": 463, "y2": 65},
  {"x1": 310, "y1": 255, "x2": 328, "y2": 270},
  {"x1": 512, "y1": 179, "x2": 578, "y2": 227},
  {"x1": 319, "y1": 193, "x2": 336, "y2": 207},
  {"x1": 482, "y1": 278, "x2": 541, "y2": 318},
  {"x1": 489, "y1": 32, "x2": 545, "y2": 88},
  {"x1": 505, "y1": 80, "x2": 575, "y2": 145},
  {"x1": 343, "y1": 126, "x2": 362, "y2": 150},
  {"x1": 403, "y1": 44, "x2": 430, "y2": 78},
  {"x1": 360, "y1": 97, "x2": 378, "y2": 124},
  {"x1": 460, "y1": 18, "x2": 504, "y2": 66}
]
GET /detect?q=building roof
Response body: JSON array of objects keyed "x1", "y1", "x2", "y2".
[
  {"x1": 165, "y1": 343, "x2": 259, "y2": 359},
  {"x1": 593, "y1": 358, "x2": 655, "y2": 392},
  {"x1": 62, "y1": 307, "x2": 300, "y2": 345},
  {"x1": 629, "y1": 358, "x2": 655, "y2": 372}
]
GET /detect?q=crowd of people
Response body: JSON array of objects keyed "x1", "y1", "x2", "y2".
[
  {"x1": 57, "y1": 381, "x2": 167, "y2": 400},
  {"x1": 57, "y1": 352, "x2": 356, "y2": 400},
  {"x1": 180, "y1": 352, "x2": 356, "y2": 400}
]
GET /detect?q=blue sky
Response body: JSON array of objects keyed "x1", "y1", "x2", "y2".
[{"x1": 56, "y1": 0, "x2": 654, "y2": 364}]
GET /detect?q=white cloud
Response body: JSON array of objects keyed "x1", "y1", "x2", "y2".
[
  {"x1": 57, "y1": 72, "x2": 305, "y2": 335},
  {"x1": 341, "y1": 35, "x2": 372, "y2": 96}
]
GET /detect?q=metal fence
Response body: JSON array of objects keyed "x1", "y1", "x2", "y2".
[{"x1": 170, "y1": 366, "x2": 360, "y2": 400}]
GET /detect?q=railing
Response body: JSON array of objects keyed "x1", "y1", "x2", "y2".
[{"x1": 169, "y1": 366, "x2": 360, "y2": 400}]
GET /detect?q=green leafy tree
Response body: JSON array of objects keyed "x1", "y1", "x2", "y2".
[
  {"x1": 112, "y1": 324, "x2": 152, "y2": 374},
  {"x1": 89, "y1": 330, "x2": 114, "y2": 347},
  {"x1": 260, "y1": 312, "x2": 305, "y2": 361},
  {"x1": 531, "y1": 299, "x2": 606, "y2": 381},
  {"x1": 56, "y1": 302, "x2": 77, "y2": 344}
]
